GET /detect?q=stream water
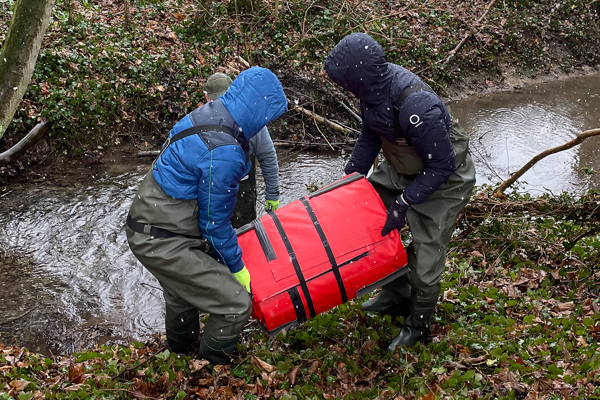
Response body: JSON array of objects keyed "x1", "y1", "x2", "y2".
[{"x1": 1, "y1": 73, "x2": 599, "y2": 355}]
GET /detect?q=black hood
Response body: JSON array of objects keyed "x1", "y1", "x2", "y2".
[{"x1": 325, "y1": 33, "x2": 392, "y2": 105}]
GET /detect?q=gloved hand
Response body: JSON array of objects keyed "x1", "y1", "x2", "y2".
[
  {"x1": 265, "y1": 199, "x2": 280, "y2": 212},
  {"x1": 381, "y1": 195, "x2": 410, "y2": 236},
  {"x1": 233, "y1": 266, "x2": 251, "y2": 292}
]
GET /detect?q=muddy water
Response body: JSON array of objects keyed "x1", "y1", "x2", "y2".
[
  {"x1": 1, "y1": 74, "x2": 599, "y2": 355},
  {"x1": 448, "y1": 74, "x2": 600, "y2": 195}
]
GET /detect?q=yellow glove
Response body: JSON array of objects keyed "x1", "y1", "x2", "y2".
[
  {"x1": 233, "y1": 266, "x2": 251, "y2": 292},
  {"x1": 265, "y1": 199, "x2": 280, "y2": 212}
]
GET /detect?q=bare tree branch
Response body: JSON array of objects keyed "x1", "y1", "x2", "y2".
[
  {"x1": 0, "y1": 121, "x2": 51, "y2": 164},
  {"x1": 494, "y1": 128, "x2": 600, "y2": 197}
]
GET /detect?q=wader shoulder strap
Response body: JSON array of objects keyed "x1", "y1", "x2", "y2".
[
  {"x1": 155, "y1": 124, "x2": 236, "y2": 163},
  {"x1": 171, "y1": 124, "x2": 234, "y2": 145},
  {"x1": 393, "y1": 83, "x2": 437, "y2": 144}
]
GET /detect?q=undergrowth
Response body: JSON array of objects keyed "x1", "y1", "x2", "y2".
[
  {"x1": 0, "y1": 0, "x2": 599, "y2": 156},
  {"x1": 1, "y1": 187, "x2": 599, "y2": 399}
]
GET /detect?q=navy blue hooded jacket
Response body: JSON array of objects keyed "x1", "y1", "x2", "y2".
[
  {"x1": 153, "y1": 67, "x2": 287, "y2": 273},
  {"x1": 325, "y1": 33, "x2": 456, "y2": 205}
]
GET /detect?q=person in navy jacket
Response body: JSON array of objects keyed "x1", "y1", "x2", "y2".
[
  {"x1": 126, "y1": 67, "x2": 287, "y2": 365},
  {"x1": 326, "y1": 33, "x2": 476, "y2": 349}
]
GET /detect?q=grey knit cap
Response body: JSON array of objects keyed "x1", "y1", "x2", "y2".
[{"x1": 205, "y1": 72, "x2": 233, "y2": 100}]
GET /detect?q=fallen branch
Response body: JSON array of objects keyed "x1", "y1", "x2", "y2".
[
  {"x1": 494, "y1": 128, "x2": 600, "y2": 197},
  {"x1": 288, "y1": 99, "x2": 351, "y2": 135},
  {"x1": 0, "y1": 121, "x2": 51, "y2": 164},
  {"x1": 339, "y1": 101, "x2": 362, "y2": 123},
  {"x1": 273, "y1": 139, "x2": 355, "y2": 149},
  {"x1": 137, "y1": 150, "x2": 159, "y2": 158}
]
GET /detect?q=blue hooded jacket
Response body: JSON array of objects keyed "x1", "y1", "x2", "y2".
[
  {"x1": 325, "y1": 33, "x2": 456, "y2": 205},
  {"x1": 152, "y1": 67, "x2": 287, "y2": 273}
]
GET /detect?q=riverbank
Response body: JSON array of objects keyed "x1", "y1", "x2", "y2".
[
  {"x1": 1, "y1": 0, "x2": 600, "y2": 183},
  {"x1": 1, "y1": 185, "x2": 599, "y2": 399}
]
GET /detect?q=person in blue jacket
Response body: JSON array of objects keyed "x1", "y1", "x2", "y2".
[
  {"x1": 204, "y1": 72, "x2": 281, "y2": 227},
  {"x1": 126, "y1": 67, "x2": 287, "y2": 365},
  {"x1": 325, "y1": 33, "x2": 476, "y2": 349}
]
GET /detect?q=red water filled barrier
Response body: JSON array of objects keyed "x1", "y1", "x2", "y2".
[{"x1": 237, "y1": 173, "x2": 408, "y2": 335}]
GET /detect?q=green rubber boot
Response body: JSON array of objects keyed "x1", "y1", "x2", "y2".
[
  {"x1": 199, "y1": 335, "x2": 239, "y2": 365},
  {"x1": 165, "y1": 309, "x2": 200, "y2": 354},
  {"x1": 388, "y1": 299, "x2": 437, "y2": 350}
]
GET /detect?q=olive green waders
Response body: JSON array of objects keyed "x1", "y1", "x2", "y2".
[
  {"x1": 126, "y1": 171, "x2": 252, "y2": 365},
  {"x1": 364, "y1": 118, "x2": 476, "y2": 348}
]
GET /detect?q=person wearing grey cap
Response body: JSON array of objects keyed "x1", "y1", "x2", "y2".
[{"x1": 205, "y1": 72, "x2": 281, "y2": 228}]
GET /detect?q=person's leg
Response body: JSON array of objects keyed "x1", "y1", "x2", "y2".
[
  {"x1": 388, "y1": 153, "x2": 476, "y2": 349},
  {"x1": 127, "y1": 230, "x2": 252, "y2": 364},
  {"x1": 163, "y1": 293, "x2": 200, "y2": 353}
]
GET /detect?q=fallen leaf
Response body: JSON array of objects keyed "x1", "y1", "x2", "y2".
[
  {"x1": 9, "y1": 380, "x2": 30, "y2": 392},
  {"x1": 308, "y1": 360, "x2": 322, "y2": 374},
  {"x1": 69, "y1": 363, "x2": 85, "y2": 384},
  {"x1": 360, "y1": 340, "x2": 377, "y2": 354},
  {"x1": 189, "y1": 359, "x2": 210, "y2": 372},
  {"x1": 554, "y1": 302, "x2": 574, "y2": 312},
  {"x1": 288, "y1": 365, "x2": 301, "y2": 385},
  {"x1": 64, "y1": 383, "x2": 84, "y2": 391},
  {"x1": 251, "y1": 356, "x2": 276, "y2": 373}
]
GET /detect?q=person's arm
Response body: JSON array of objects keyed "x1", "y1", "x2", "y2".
[
  {"x1": 252, "y1": 127, "x2": 280, "y2": 201},
  {"x1": 344, "y1": 123, "x2": 382, "y2": 175},
  {"x1": 197, "y1": 144, "x2": 247, "y2": 273},
  {"x1": 400, "y1": 96, "x2": 455, "y2": 205}
]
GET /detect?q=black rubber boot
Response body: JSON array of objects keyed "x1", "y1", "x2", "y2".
[
  {"x1": 199, "y1": 335, "x2": 238, "y2": 365},
  {"x1": 387, "y1": 299, "x2": 437, "y2": 350},
  {"x1": 361, "y1": 275, "x2": 411, "y2": 317},
  {"x1": 165, "y1": 309, "x2": 200, "y2": 354}
]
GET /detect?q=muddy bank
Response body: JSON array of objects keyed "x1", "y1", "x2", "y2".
[{"x1": 443, "y1": 64, "x2": 600, "y2": 101}]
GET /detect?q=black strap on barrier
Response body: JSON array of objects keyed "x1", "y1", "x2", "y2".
[
  {"x1": 269, "y1": 212, "x2": 316, "y2": 318},
  {"x1": 251, "y1": 219, "x2": 277, "y2": 261},
  {"x1": 287, "y1": 287, "x2": 307, "y2": 323},
  {"x1": 299, "y1": 197, "x2": 348, "y2": 303}
]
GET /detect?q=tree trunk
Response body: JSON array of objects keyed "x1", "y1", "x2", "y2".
[{"x1": 0, "y1": 0, "x2": 56, "y2": 140}]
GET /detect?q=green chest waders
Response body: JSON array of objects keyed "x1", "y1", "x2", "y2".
[
  {"x1": 365, "y1": 85, "x2": 476, "y2": 348},
  {"x1": 126, "y1": 126, "x2": 253, "y2": 364},
  {"x1": 369, "y1": 118, "x2": 475, "y2": 348}
]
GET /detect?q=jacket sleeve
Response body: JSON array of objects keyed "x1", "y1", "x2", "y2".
[
  {"x1": 344, "y1": 124, "x2": 382, "y2": 175},
  {"x1": 400, "y1": 99, "x2": 456, "y2": 205},
  {"x1": 196, "y1": 145, "x2": 247, "y2": 273},
  {"x1": 251, "y1": 127, "x2": 280, "y2": 201}
]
